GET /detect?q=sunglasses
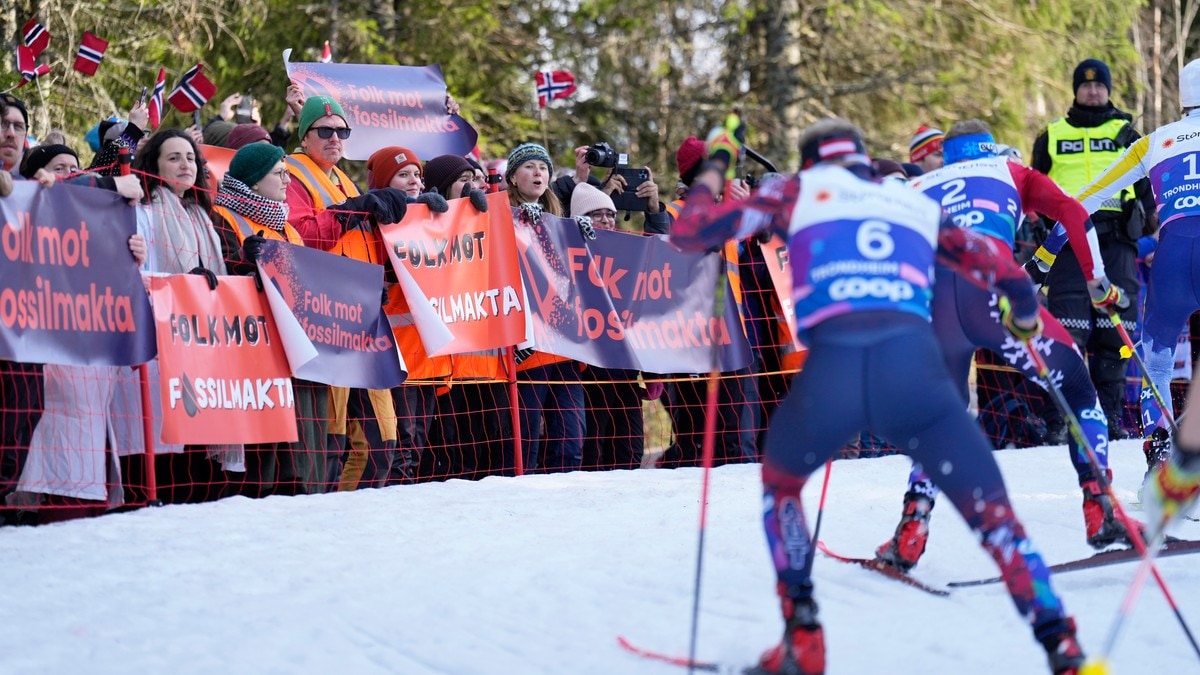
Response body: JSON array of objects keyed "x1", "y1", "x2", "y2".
[{"x1": 310, "y1": 126, "x2": 351, "y2": 140}]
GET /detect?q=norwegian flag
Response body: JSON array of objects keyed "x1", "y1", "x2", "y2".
[
  {"x1": 167, "y1": 63, "x2": 217, "y2": 113},
  {"x1": 535, "y1": 70, "x2": 576, "y2": 109},
  {"x1": 72, "y1": 32, "x2": 108, "y2": 76},
  {"x1": 21, "y1": 18, "x2": 49, "y2": 59},
  {"x1": 319, "y1": 40, "x2": 332, "y2": 63},
  {"x1": 147, "y1": 68, "x2": 167, "y2": 129},
  {"x1": 15, "y1": 45, "x2": 50, "y2": 88}
]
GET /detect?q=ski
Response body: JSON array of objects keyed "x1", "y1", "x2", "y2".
[
  {"x1": 815, "y1": 541, "x2": 951, "y2": 597},
  {"x1": 616, "y1": 635, "x2": 725, "y2": 672},
  {"x1": 948, "y1": 538, "x2": 1200, "y2": 588}
]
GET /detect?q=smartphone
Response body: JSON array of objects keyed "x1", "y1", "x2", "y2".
[
  {"x1": 138, "y1": 86, "x2": 148, "y2": 107},
  {"x1": 611, "y1": 167, "x2": 650, "y2": 212},
  {"x1": 234, "y1": 91, "x2": 255, "y2": 124}
]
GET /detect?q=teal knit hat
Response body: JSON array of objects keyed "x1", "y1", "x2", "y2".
[
  {"x1": 298, "y1": 95, "x2": 348, "y2": 139},
  {"x1": 505, "y1": 142, "x2": 553, "y2": 183},
  {"x1": 229, "y1": 142, "x2": 285, "y2": 187}
]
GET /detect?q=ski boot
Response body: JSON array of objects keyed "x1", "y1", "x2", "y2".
[
  {"x1": 1140, "y1": 428, "x2": 1172, "y2": 503},
  {"x1": 1081, "y1": 474, "x2": 1140, "y2": 548},
  {"x1": 747, "y1": 596, "x2": 825, "y2": 675},
  {"x1": 875, "y1": 491, "x2": 933, "y2": 572},
  {"x1": 1036, "y1": 616, "x2": 1085, "y2": 674}
]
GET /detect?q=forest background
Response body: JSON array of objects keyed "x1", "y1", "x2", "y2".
[{"x1": 0, "y1": 0, "x2": 1192, "y2": 175}]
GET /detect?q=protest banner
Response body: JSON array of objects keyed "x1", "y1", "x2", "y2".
[
  {"x1": 0, "y1": 182, "x2": 155, "y2": 366},
  {"x1": 148, "y1": 274, "x2": 297, "y2": 444},
  {"x1": 758, "y1": 235, "x2": 804, "y2": 356},
  {"x1": 513, "y1": 209, "x2": 751, "y2": 374},
  {"x1": 283, "y1": 49, "x2": 478, "y2": 161},
  {"x1": 380, "y1": 192, "x2": 527, "y2": 356},
  {"x1": 256, "y1": 240, "x2": 407, "y2": 389}
]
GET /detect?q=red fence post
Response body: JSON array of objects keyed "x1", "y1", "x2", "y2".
[{"x1": 487, "y1": 166, "x2": 524, "y2": 476}]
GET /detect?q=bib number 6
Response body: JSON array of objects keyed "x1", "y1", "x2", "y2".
[{"x1": 857, "y1": 220, "x2": 895, "y2": 260}]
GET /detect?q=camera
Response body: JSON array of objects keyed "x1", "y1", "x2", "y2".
[{"x1": 584, "y1": 141, "x2": 628, "y2": 169}]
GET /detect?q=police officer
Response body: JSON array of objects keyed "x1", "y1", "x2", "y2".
[{"x1": 1031, "y1": 58, "x2": 1157, "y2": 441}]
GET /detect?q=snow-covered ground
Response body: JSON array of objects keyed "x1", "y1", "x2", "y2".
[{"x1": 1, "y1": 439, "x2": 1196, "y2": 674}]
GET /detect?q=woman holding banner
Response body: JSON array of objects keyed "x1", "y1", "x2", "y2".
[
  {"x1": 506, "y1": 143, "x2": 585, "y2": 473},
  {"x1": 111, "y1": 129, "x2": 239, "y2": 504},
  {"x1": 211, "y1": 142, "x2": 329, "y2": 497},
  {"x1": 16, "y1": 153, "x2": 149, "y2": 522}
]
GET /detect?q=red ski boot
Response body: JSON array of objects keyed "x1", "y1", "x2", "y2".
[
  {"x1": 875, "y1": 491, "x2": 933, "y2": 572},
  {"x1": 747, "y1": 598, "x2": 824, "y2": 675}
]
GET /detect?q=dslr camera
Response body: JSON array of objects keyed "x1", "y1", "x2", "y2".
[{"x1": 584, "y1": 141, "x2": 628, "y2": 169}]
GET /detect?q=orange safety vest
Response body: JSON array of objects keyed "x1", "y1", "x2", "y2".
[
  {"x1": 212, "y1": 206, "x2": 305, "y2": 246},
  {"x1": 384, "y1": 284, "x2": 452, "y2": 382},
  {"x1": 450, "y1": 348, "x2": 509, "y2": 382},
  {"x1": 285, "y1": 153, "x2": 382, "y2": 264}
]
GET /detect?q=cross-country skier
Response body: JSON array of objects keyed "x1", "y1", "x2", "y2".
[
  {"x1": 1035, "y1": 58, "x2": 1200, "y2": 495},
  {"x1": 671, "y1": 116, "x2": 1085, "y2": 675},
  {"x1": 875, "y1": 119, "x2": 1135, "y2": 574}
]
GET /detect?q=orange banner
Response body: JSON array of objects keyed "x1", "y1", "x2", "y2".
[
  {"x1": 760, "y1": 235, "x2": 804, "y2": 355},
  {"x1": 200, "y1": 144, "x2": 234, "y2": 185},
  {"x1": 148, "y1": 274, "x2": 298, "y2": 444},
  {"x1": 379, "y1": 192, "x2": 528, "y2": 356}
]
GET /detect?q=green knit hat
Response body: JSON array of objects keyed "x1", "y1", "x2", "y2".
[
  {"x1": 505, "y1": 142, "x2": 553, "y2": 184},
  {"x1": 229, "y1": 142, "x2": 285, "y2": 187},
  {"x1": 298, "y1": 95, "x2": 348, "y2": 139}
]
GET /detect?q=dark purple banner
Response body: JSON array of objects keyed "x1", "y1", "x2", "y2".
[
  {"x1": 284, "y1": 50, "x2": 479, "y2": 161},
  {"x1": 0, "y1": 182, "x2": 155, "y2": 366},
  {"x1": 257, "y1": 239, "x2": 407, "y2": 389},
  {"x1": 514, "y1": 209, "x2": 750, "y2": 374}
]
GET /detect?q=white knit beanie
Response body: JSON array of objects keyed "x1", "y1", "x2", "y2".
[
  {"x1": 570, "y1": 182, "x2": 616, "y2": 216},
  {"x1": 1182, "y1": 59, "x2": 1200, "y2": 108}
]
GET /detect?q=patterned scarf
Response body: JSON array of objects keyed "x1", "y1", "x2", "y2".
[{"x1": 215, "y1": 174, "x2": 289, "y2": 232}]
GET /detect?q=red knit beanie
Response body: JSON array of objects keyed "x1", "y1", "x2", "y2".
[
  {"x1": 367, "y1": 145, "x2": 422, "y2": 190},
  {"x1": 676, "y1": 136, "x2": 706, "y2": 185}
]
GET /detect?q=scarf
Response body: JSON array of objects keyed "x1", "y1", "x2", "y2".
[
  {"x1": 145, "y1": 187, "x2": 224, "y2": 274},
  {"x1": 215, "y1": 174, "x2": 289, "y2": 232}
]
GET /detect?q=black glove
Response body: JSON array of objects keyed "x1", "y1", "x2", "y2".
[
  {"x1": 338, "y1": 193, "x2": 388, "y2": 229},
  {"x1": 340, "y1": 188, "x2": 407, "y2": 228},
  {"x1": 415, "y1": 191, "x2": 449, "y2": 214},
  {"x1": 189, "y1": 265, "x2": 218, "y2": 291},
  {"x1": 468, "y1": 188, "x2": 489, "y2": 213},
  {"x1": 242, "y1": 230, "x2": 267, "y2": 264},
  {"x1": 381, "y1": 286, "x2": 390, "y2": 307},
  {"x1": 514, "y1": 347, "x2": 535, "y2": 365},
  {"x1": 372, "y1": 187, "x2": 409, "y2": 224},
  {"x1": 575, "y1": 215, "x2": 597, "y2": 241},
  {"x1": 1022, "y1": 258, "x2": 1048, "y2": 287}
]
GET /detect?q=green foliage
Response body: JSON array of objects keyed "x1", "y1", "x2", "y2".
[{"x1": 0, "y1": 0, "x2": 1158, "y2": 177}]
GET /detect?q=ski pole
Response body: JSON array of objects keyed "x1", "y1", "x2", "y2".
[
  {"x1": 686, "y1": 255, "x2": 731, "y2": 675},
  {"x1": 804, "y1": 459, "x2": 835, "y2": 577},
  {"x1": 1108, "y1": 309, "x2": 1178, "y2": 435},
  {"x1": 1020, "y1": 335, "x2": 1200, "y2": 662},
  {"x1": 1079, "y1": 525, "x2": 1171, "y2": 675}
]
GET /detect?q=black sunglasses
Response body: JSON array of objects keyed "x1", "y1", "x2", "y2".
[{"x1": 310, "y1": 126, "x2": 351, "y2": 140}]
